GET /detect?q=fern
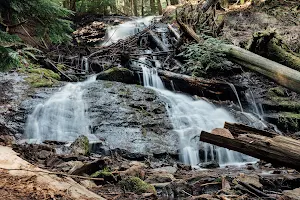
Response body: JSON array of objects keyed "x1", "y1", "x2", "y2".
[{"x1": 178, "y1": 36, "x2": 228, "y2": 77}]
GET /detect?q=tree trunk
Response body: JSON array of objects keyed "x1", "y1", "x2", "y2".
[
  {"x1": 69, "y1": 0, "x2": 76, "y2": 11},
  {"x1": 133, "y1": 0, "x2": 138, "y2": 16},
  {"x1": 148, "y1": 30, "x2": 169, "y2": 51},
  {"x1": 157, "y1": 0, "x2": 163, "y2": 15},
  {"x1": 141, "y1": 0, "x2": 144, "y2": 16},
  {"x1": 200, "y1": 129, "x2": 300, "y2": 171},
  {"x1": 150, "y1": 0, "x2": 156, "y2": 14},
  {"x1": 170, "y1": 0, "x2": 179, "y2": 5}
]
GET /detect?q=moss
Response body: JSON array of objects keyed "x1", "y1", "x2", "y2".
[
  {"x1": 20, "y1": 67, "x2": 60, "y2": 87},
  {"x1": 97, "y1": 67, "x2": 135, "y2": 84},
  {"x1": 268, "y1": 87, "x2": 285, "y2": 97},
  {"x1": 278, "y1": 112, "x2": 300, "y2": 131},
  {"x1": 56, "y1": 63, "x2": 67, "y2": 71},
  {"x1": 120, "y1": 176, "x2": 156, "y2": 195}
]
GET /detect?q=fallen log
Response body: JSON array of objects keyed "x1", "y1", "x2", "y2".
[
  {"x1": 177, "y1": 19, "x2": 300, "y2": 94},
  {"x1": 130, "y1": 65, "x2": 246, "y2": 101},
  {"x1": 224, "y1": 122, "x2": 278, "y2": 137},
  {"x1": 148, "y1": 30, "x2": 169, "y2": 52},
  {"x1": 200, "y1": 126, "x2": 300, "y2": 171},
  {"x1": 43, "y1": 58, "x2": 74, "y2": 82},
  {"x1": 167, "y1": 24, "x2": 180, "y2": 40}
]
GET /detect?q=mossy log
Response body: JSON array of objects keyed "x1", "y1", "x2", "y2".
[
  {"x1": 177, "y1": 22, "x2": 300, "y2": 94},
  {"x1": 247, "y1": 31, "x2": 300, "y2": 72},
  {"x1": 200, "y1": 124, "x2": 300, "y2": 171}
]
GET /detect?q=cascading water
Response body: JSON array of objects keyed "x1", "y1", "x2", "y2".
[
  {"x1": 137, "y1": 58, "x2": 255, "y2": 167},
  {"x1": 25, "y1": 76, "x2": 98, "y2": 143}
]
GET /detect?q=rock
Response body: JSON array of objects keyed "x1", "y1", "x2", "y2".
[
  {"x1": 70, "y1": 158, "x2": 110, "y2": 175},
  {"x1": 177, "y1": 163, "x2": 192, "y2": 171},
  {"x1": 283, "y1": 187, "x2": 300, "y2": 200},
  {"x1": 170, "y1": 179, "x2": 192, "y2": 198},
  {"x1": 145, "y1": 172, "x2": 175, "y2": 184},
  {"x1": 200, "y1": 161, "x2": 220, "y2": 169},
  {"x1": 0, "y1": 134, "x2": 15, "y2": 146},
  {"x1": 120, "y1": 161, "x2": 146, "y2": 179},
  {"x1": 211, "y1": 128, "x2": 234, "y2": 139},
  {"x1": 56, "y1": 161, "x2": 84, "y2": 172},
  {"x1": 91, "y1": 169, "x2": 117, "y2": 183},
  {"x1": 96, "y1": 67, "x2": 136, "y2": 84},
  {"x1": 70, "y1": 135, "x2": 89, "y2": 156},
  {"x1": 119, "y1": 176, "x2": 157, "y2": 195},
  {"x1": 188, "y1": 194, "x2": 216, "y2": 200},
  {"x1": 235, "y1": 174, "x2": 263, "y2": 188},
  {"x1": 151, "y1": 166, "x2": 177, "y2": 174},
  {"x1": 80, "y1": 180, "x2": 97, "y2": 189}
]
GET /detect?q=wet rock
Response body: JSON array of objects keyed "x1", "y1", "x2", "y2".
[
  {"x1": 85, "y1": 80, "x2": 176, "y2": 156},
  {"x1": 177, "y1": 163, "x2": 192, "y2": 171},
  {"x1": 200, "y1": 161, "x2": 220, "y2": 169},
  {"x1": 119, "y1": 176, "x2": 157, "y2": 195},
  {"x1": 70, "y1": 135, "x2": 90, "y2": 156},
  {"x1": 96, "y1": 67, "x2": 136, "y2": 84}
]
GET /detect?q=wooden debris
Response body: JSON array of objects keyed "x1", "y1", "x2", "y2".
[{"x1": 200, "y1": 122, "x2": 300, "y2": 171}]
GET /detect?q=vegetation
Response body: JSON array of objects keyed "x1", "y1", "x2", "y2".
[
  {"x1": 119, "y1": 176, "x2": 156, "y2": 194},
  {"x1": 178, "y1": 36, "x2": 228, "y2": 77}
]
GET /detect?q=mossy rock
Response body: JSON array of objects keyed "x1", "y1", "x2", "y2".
[
  {"x1": 91, "y1": 168, "x2": 117, "y2": 183},
  {"x1": 119, "y1": 176, "x2": 156, "y2": 195},
  {"x1": 96, "y1": 67, "x2": 135, "y2": 84},
  {"x1": 70, "y1": 135, "x2": 89, "y2": 156},
  {"x1": 268, "y1": 87, "x2": 286, "y2": 97},
  {"x1": 20, "y1": 67, "x2": 60, "y2": 87},
  {"x1": 279, "y1": 112, "x2": 300, "y2": 132}
]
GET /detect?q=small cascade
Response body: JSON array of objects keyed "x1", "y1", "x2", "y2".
[
  {"x1": 81, "y1": 57, "x2": 89, "y2": 73},
  {"x1": 138, "y1": 59, "x2": 255, "y2": 167},
  {"x1": 228, "y1": 83, "x2": 244, "y2": 112},
  {"x1": 245, "y1": 89, "x2": 264, "y2": 119},
  {"x1": 25, "y1": 76, "x2": 98, "y2": 143}
]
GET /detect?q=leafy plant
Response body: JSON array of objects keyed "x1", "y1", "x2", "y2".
[{"x1": 178, "y1": 36, "x2": 228, "y2": 77}]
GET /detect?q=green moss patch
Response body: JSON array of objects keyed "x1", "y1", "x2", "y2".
[
  {"x1": 20, "y1": 67, "x2": 60, "y2": 87},
  {"x1": 120, "y1": 176, "x2": 156, "y2": 195}
]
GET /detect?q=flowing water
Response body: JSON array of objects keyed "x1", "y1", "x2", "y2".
[
  {"x1": 25, "y1": 76, "x2": 98, "y2": 143},
  {"x1": 136, "y1": 58, "x2": 255, "y2": 167}
]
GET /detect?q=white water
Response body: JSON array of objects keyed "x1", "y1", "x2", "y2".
[
  {"x1": 25, "y1": 76, "x2": 98, "y2": 143},
  {"x1": 102, "y1": 16, "x2": 156, "y2": 46},
  {"x1": 137, "y1": 58, "x2": 255, "y2": 167},
  {"x1": 228, "y1": 83, "x2": 244, "y2": 112}
]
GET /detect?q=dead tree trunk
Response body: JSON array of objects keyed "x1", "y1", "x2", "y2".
[
  {"x1": 150, "y1": 0, "x2": 156, "y2": 14},
  {"x1": 157, "y1": 0, "x2": 163, "y2": 15},
  {"x1": 200, "y1": 125, "x2": 300, "y2": 171}
]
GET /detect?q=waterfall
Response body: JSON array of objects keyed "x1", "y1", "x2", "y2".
[
  {"x1": 138, "y1": 59, "x2": 255, "y2": 167},
  {"x1": 228, "y1": 83, "x2": 244, "y2": 112},
  {"x1": 25, "y1": 76, "x2": 98, "y2": 143}
]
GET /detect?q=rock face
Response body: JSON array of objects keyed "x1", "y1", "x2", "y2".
[
  {"x1": 85, "y1": 80, "x2": 177, "y2": 155},
  {"x1": 3, "y1": 76, "x2": 176, "y2": 156}
]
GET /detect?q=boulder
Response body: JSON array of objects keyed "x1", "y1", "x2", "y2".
[
  {"x1": 70, "y1": 135, "x2": 89, "y2": 156},
  {"x1": 96, "y1": 67, "x2": 136, "y2": 84},
  {"x1": 145, "y1": 172, "x2": 175, "y2": 184},
  {"x1": 200, "y1": 161, "x2": 220, "y2": 169}
]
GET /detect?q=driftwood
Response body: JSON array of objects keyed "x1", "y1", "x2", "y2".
[
  {"x1": 167, "y1": 24, "x2": 180, "y2": 40},
  {"x1": 224, "y1": 122, "x2": 278, "y2": 137},
  {"x1": 200, "y1": 123, "x2": 300, "y2": 171}
]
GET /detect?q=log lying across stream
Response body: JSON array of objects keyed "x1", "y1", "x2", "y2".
[{"x1": 200, "y1": 122, "x2": 300, "y2": 171}]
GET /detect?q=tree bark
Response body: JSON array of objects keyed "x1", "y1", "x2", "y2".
[
  {"x1": 200, "y1": 130, "x2": 300, "y2": 171},
  {"x1": 133, "y1": 0, "x2": 138, "y2": 16},
  {"x1": 157, "y1": 0, "x2": 163, "y2": 15},
  {"x1": 141, "y1": 0, "x2": 145, "y2": 16},
  {"x1": 150, "y1": 0, "x2": 156, "y2": 14}
]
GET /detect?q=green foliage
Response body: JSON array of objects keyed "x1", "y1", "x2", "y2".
[
  {"x1": 1, "y1": 0, "x2": 73, "y2": 44},
  {"x1": 178, "y1": 36, "x2": 228, "y2": 77}
]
